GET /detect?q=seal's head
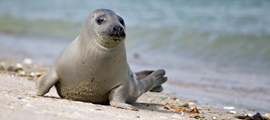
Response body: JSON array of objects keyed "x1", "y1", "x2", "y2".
[{"x1": 80, "y1": 9, "x2": 126, "y2": 48}]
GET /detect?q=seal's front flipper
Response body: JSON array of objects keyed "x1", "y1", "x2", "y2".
[
  {"x1": 36, "y1": 69, "x2": 59, "y2": 96},
  {"x1": 109, "y1": 85, "x2": 138, "y2": 111},
  {"x1": 135, "y1": 70, "x2": 154, "y2": 80},
  {"x1": 150, "y1": 86, "x2": 163, "y2": 92}
]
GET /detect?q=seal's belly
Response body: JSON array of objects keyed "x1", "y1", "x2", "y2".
[
  {"x1": 55, "y1": 66, "x2": 126, "y2": 104},
  {"x1": 55, "y1": 51, "x2": 128, "y2": 104},
  {"x1": 56, "y1": 79, "x2": 112, "y2": 104}
]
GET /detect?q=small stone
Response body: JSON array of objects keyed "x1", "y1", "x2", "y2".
[
  {"x1": 171, "y1": 96, "x2": 177, "y2": 100},
  {"x1": 227, "y1": 111, "x2": 237, "y2": 114},
  {"x1": 181, "y1": 103, "x2": 189, "y2": 107},
  {"x1": 0, "y1": 65, "x2": 5, "y2": 71},
  {"x1": 135, "y1": 116, "x2": 140, "y2": 118},
  {"x1": 223, "y1": 106, "x2": 235, "y2": 110},
  {"x1": 192, "y1": 115, "x2": 202, "y2": 119},
  {"x1": 17, "y1": 97, "x2": 24, "y2": 100},
  {"x1": 26, "y1": 103, "x2": 34, "y2": 108},
  {"x1": 7, "y1": 64, "x2": 23, "y2": 72},
  {"x1": 188, "y1": 102, "x2": 196, "y2": 106},
  {"x1": 30, "y1": 72, "x2": 35, "y2": 76},
  {"x1": 7, "y1": 66, "x2": 16, "y2": 72},
  {"x1": 35, "y1": 72, "x2": 42, "y2": 77},
  {"x1": 23, "y1": 58, "x2": 33, "y2": 64},
  {"x1": 264, "y1": 113, "x2": 270, "y2": 119},
  {"x1": 18, "y1": 71, "x2": 26, "y2": 76},
  {"x1": 16, "y1": 63, "x2": 23, "y2": 68},
  {"x1": 212, "y1": 116, "x2": 217, "y2": 119}
]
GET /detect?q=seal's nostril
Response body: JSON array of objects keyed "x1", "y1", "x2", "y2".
[{"x1": 113, "y1": 27, "x2": 117, "y2": 32}]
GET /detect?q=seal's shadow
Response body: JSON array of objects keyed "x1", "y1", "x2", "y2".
[
  {"x1": 43, "y1": 95, "x2": 61, "y2": 99},
  {"x1": 133, "y1": 102, "x2": 180, "y2": 114},
  {"x1": 40, "y1": 95, "x2": 177, "y2": 113}
]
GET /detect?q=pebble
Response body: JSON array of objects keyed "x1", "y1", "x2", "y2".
[
  {"x1": 171, "y1": 96, "x2": 177, "y2": 100},
  {"x1": 0, "y1": 65, "x2": 5, "y2": 71},
  {"x1": 26, "y1": 103, "x2": 34, "y2": 108},
  {"x1": 35, "y1": 72, "x2": 42, "y2": 77},
  {"x1": 212, "y1": 116, "x2": 217, "y2": 119},
  {"x1": 18, "y1": 71, "x2": 26, "y2": 76},
  {"x1": 7, "y1": 66, "x2": 15, "y2": 72},
  {"x1": 16, "y1": 63, "x2": 23, "y2": 68},
  {"x1": 30, "y1": 72, "x2": 35, "y2": 77},
  {"x1": 17, "y1": 97, "x2": 24, "y2": 100},
  {"x1": 227, "y1": 111, "x2": 237, "y2": 114},
  {"x1": 188, "y1": 102, "x2": 196, "y2": 106},
  {"x1": 23, "y1": 58, "x2": 33, "y2": 64},
  {"x1": 192, "y1": 115, "x2": 202, "y2": 119},
  {"x1": 181, "y1": 103, "x2": 189, "y2": 107},
  {"x1": 135, "y1": 116, "x2": 140, "y2": 118},
  {"x1": 264, "y1": 113, "x2": 270, "y2": 119},
  {"x1": 223, "y1": 106, "x2": 235, "y2": 110},
  {"x1": 7, "y1": 65, "x2": 23, "y2": 72}
]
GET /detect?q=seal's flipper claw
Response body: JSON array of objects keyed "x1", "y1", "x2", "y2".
[
  {"x1": 135, "y1": 70, "x2": 154, "y2": 80},
  {"x1": 110, "y1": 101, "x2": 138, "y2": 111},
  {"x1": 150, "y1": 86, "x2": 163, "y2": 92}
]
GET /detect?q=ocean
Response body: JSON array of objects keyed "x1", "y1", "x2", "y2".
[{"x1": 0, "y1": 0, "x2": 269, "y2": 113}]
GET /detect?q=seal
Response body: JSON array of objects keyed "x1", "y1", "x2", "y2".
[{"x1": 36, "y1": 9, "x2": 167, "y2": 111}]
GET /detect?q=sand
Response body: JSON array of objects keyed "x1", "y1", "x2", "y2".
[{"x1": 0, "y1": 58, "x2": 249, "y2": 120}]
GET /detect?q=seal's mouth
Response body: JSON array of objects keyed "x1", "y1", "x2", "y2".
[{"x1": 112, "y1": 39, "x2": 121, "y2": 41}]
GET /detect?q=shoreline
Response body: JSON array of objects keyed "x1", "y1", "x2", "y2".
[{"x1": 1, "y1": 58, "x2": 268, "y2": 120}]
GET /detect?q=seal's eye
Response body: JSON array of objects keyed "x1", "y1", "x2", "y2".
[
  {"x1": 119, "y1": 19, "x2": 125, "y2": 26},
  {"x1": 96, "y1": 18, "x2": 105, "y2": 25}
]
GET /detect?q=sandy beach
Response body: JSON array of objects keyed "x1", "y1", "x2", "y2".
[
  {"x1": 1, "y1": 58, "x2": 268, "y2": 120},
  {"x1": 1, "y1": 1, "x2": 270, "y2": 119}
]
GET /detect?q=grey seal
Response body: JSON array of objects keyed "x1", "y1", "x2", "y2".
[{"x1": 36, "y1": 9, "x2": 167, "y2": 111}]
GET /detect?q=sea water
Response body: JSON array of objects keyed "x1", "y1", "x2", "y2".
[{"x1": 0, "y1": 0, "x2": 269, "y2": 113}]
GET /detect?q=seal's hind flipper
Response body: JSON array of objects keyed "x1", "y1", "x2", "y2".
[
  {"x1": 150, "y1": 86, "x2": 163, "y2": 92},
  {"x1": 135, "y1": 70, "x2": 154, "y2": 80}
]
